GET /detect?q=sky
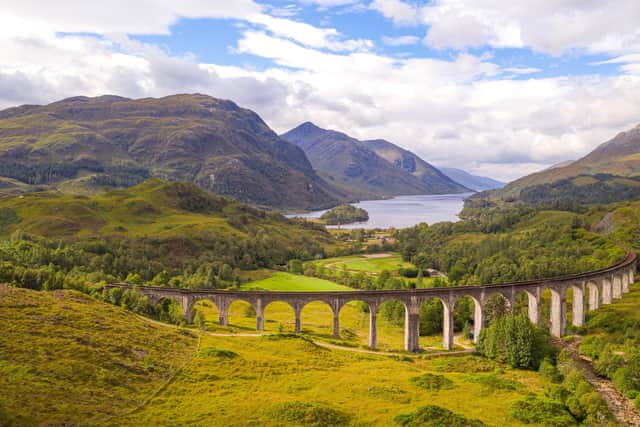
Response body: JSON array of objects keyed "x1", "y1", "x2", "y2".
[{"x1": 1, "y1": 1, "x2": 640, "y2": 182}]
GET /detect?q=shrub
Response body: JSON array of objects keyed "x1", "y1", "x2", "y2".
[
  {"x1": 410, "y1": 373, "x2": 455, "y2": 391},
  {"x1": 594, "y1": 345, "x2": 625, "y2": 378},
  {"x1": 510, "y1": 397, "x2": 576, "y2": 427},
  {"x1": 394, "y1": 405, "x2": 485, "y2": 427},
  {"x1": 539, "y1": 358, "x2": 563, "y2": 383},
  {"x1": 197, "y1": 347, "x2": 238, "y2": 359},
  {"x1": 267, "y1": 401, "x2": 351, "y2": 427},
  {"x1": 431, "y1": 355, "x2": 499, "y2": 373},
  {"x1": 465, "y1": 374, "x2": 523, "y2": 393}
]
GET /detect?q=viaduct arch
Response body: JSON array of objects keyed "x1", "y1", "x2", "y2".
[{"x1": 106, "y1": 251, "x2": 636, "y2": 352}]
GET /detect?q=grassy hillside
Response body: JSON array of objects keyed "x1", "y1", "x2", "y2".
[
  {"x1": 116, "y1": 332, "x2": 550, "y2": 426},
  {"x1": 0, "y1": 285, "x2": 197, "y2": 425},
  {"x1": 0, "y1": 94, "x2": 343, "y2": 209},
  {"x1": 0, "y1": 179, "x2": 340, "y2": 290},
  {"x1": 1, "y1": 286, "x2": 555, "y2": 426}
]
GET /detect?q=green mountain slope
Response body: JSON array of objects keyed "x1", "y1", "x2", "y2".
[
  {"x1": 476, "y1": 124, "x2": 640, "y2": 205},
  {"x1": 0, "y1": 94, "x2": 344, "y2": 209},
  {"x1": 0, "y1": 179, "x2": 337, "y2": 283},
  {"x1": 281, "y1": 122, "x2": 468, "y2": 198},
  {"x1": 0, "y1": 285, "x2": 197, "y2": 425}
]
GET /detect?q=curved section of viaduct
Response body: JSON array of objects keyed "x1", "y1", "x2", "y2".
[{"x1": 106, "y1": 251, "x2": 636, "y2": 352}]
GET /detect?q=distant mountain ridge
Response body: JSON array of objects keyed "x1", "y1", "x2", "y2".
[
  {"x1": 0, "y1": 94, "x2": 346, "y2": 209},
  {"x1": 439, "y1": 167, "x2": 504, "y2": 191},
  {"x1": 281, "y1": 122, "x2": 469, "y2": 198},
  {"x1": 469, "y1": 123, "x2": 640, "y2": 206}
]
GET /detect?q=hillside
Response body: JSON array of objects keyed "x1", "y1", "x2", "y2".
[
  {"x1": 0, "y1": 285, "x2": 566, "y2": 427},
  {"x1": 439, "y1": 167, "x2": 504, "y2": 191},
  {"x1": 0, "y1": 94, "x2": 345, "y2": 209},
  {"x1": 0, "y1": 285, "x2": 197, "y2": 425},
  {"x1": 475, "y1": 124, "x2": 640, "y2": 205},
  {"x1": 281, "y1": 122, "x2": 468, "y2": 199},
  {"x1": 0, "y1": 179, "x2": 338, "y2": 288}
]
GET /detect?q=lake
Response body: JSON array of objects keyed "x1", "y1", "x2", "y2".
[{"x1": 289, "y1": 193, "x2": 474, "y2": 229}]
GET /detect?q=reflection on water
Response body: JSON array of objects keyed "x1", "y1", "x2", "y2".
[{"x1": 288, "y1": 193, "x2": 474, "y2": 229}]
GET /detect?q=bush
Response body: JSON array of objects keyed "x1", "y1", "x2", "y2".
[
  {"x1": 539, "y1": 358, "x2": 563, "y2": 383},
  {"x1": 510, "y1": 397, "x2": 576, "y2": 427},
  {"x1": 394, "y1": 405, "x2": 485, "y2": 427},
  {"x1": 410, "y1": 373, "x2": 455, "y2": 391},
  {"x1": 267, "y1": 401, "x2": 351, "y2": 427},
  {"x1": 197, "y1": 347, "x2": 238, "y2": 359},
  {"x1": 465, "y1": 374, "x2": 523, "y2": 393},
  {"x1": 594, "y1": 345, "x2": 625, "y2": 378}
]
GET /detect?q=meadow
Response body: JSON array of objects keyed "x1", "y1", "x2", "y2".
[
  {"x1": 116, "y1": 332, "x2": 547, "y2": 427},
  {"x1": 312, "y1": 253, "x2": 413, "y2": 275},
  {"x1": 239, "y1": 272, "x2": 353, "y2": 292}
]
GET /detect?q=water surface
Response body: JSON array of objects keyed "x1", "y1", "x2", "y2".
[{"x1": 289, "y1": 193, "x2": 473, "y2": 229}]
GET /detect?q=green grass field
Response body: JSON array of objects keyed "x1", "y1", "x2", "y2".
[
  {"x1": 313, "y1": 253, "x2": 413, "y2": 274},
  {"x1": 240, "y1": 272, "x2": 353, "y2": 292},
  {"x1": 116, "y1": 332, "x2": 547, "y2": 426}
]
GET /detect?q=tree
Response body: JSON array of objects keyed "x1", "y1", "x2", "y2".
[
  {"x1": 289, "y1": 259, "x2": 303, "y2": 274},
  {"x1": 412, "y1": 253, "x2": 431, "y2": 287},
  {"x1": 124, "y1": 272, "x2": 143, "y2": 285},
  {"x1": 477, "y1": 313, "x2": 554, "y2": 370}
]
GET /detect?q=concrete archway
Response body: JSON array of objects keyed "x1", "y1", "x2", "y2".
[
  {"x1": 586, "y1": 281, "x2": 600, "y2": 311},
  {"x1": 261, "y1": 300, "x2": 297, "y2": 332},
  {"x1": 338, "y1": 299, "x2": 375, "y2": 347},
  {"x1": 301, "y1": 300, "x2": 337, "y2": 337},
  {"x1": 191, "y1": 298, "x2": 220, "y2": 328},
  {"x1": 602, "y1": 277, "x2": 613, "y2": 304},
  {"x1": 613, "y1": 275, "x2": 623, "y2": 299},
  {"x1": 548, "y1": 288, "x2": 567, "y2": 337}
]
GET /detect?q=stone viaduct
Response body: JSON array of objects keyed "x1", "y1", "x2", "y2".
[{"x1": 106, "y1": 251, "x2": 636, "y2": 352}]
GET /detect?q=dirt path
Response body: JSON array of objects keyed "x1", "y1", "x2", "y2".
[{"x1": 562, "y1": 337, "x2": 640, "y2": 426}]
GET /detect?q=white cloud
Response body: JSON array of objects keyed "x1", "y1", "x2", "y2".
[
  {"x1": 501, "y1": 67, "x2": 542, "y2": 75},
  {"x1": 249, "y1": 14, "x2": 373, "y2": 52},
  {"x1": 370, "y1": 0, "x2": 420, "y2": 26},
  {"x1": 594, "y1": 53, "x2": 640, "y2": 75},
  {"x1": 381, "y1": 35, "x2": 420, "y2": 46},
  {"x1": 0, "y1": 0, "x2": 262, "y2": 35},
  {"x1": 372, "y1": 0, "x2": 640, "y2": 56},
  {"x1": 301, "y1": 0, "x2": 361, "y2": 6},
  {"x1": 1, "y1": 0, "x2": 640, "y2": 182}
]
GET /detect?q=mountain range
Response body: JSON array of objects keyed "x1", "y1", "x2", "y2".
[
  {"x1": 0, "y1": 94, "x2": 508, "y2": 210},
  {"x1": 281, "y1": 122, "x2": 469, "y2": 198},
  {"x1": 438, "y1": 167, "x2": 504, "y2": 191},
  {"x1": 470, "y1": 123, "x2": 640, "y2": 207},
  {"x1": 0, "y1": 94, "x2": 347, "y2": 209}
]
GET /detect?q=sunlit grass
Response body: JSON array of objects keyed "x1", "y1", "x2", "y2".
[
  {"x1": 117, "y1": 333, "x2": 546, "y2": 426},
  {"x1": 240, "y1": 272, "x2": 353, "y2": 292}
]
